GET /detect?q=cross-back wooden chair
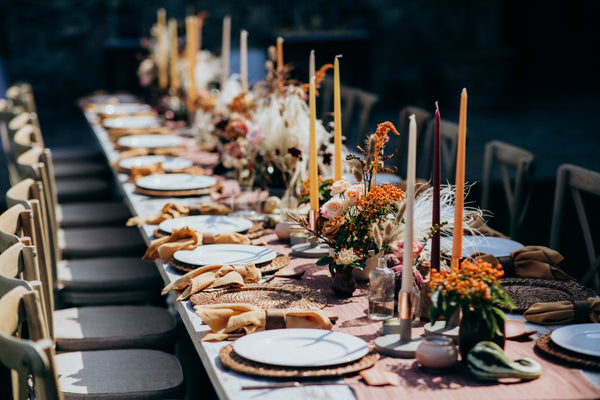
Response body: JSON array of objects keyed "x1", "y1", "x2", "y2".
[
  {"x1": 0, "y1": 201, "x2": 177, "y2": 352},
  {"x1": 6, "y1": 177, "x2": 162, "y2": 306},
  {"x1": 0, "y1": 271, "x2": 185, "y2": 399},
  {"x1": 550, "y1": 164, "x2": 600, "y2": 291},
  {"x1": 0, "y1": 285, "x2": 61, "y2": 400},
  {"x1": 320, "y1": 76, "x2": 379, "y2": 150},
  {"x1": 480, "y1": 140, "x2": 536, "y2": 240},
  {"x1": 421, "y1": 118, "x2": 463, "y2": 183},
  {"x1": 396, "y1": 105, "x2": 433, "y2": 179}
]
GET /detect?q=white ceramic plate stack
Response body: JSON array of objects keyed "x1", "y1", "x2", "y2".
[
  {"x1": 117, "y1": 134, "x2": 184, "y2": 149},
  {"x1": 135, "y1": 174, "x2": 217, "y2": 192},
  {"x1": 119, "y1": 155, "x2": 193, "y2": 171},
  {"x1": 173, "y1": 244, "x2": 277, "y2": 267},
  {"x1": 159, "y1": 215, "x2": 253, "y2": 235},
  {"x1": 103, "y1": 115, "x2": 161, "y2": 129},
  {"x1": 233, "y1": 329, "x2": 369, "y2": 367},
  {"x1": 550, "y1": 324, "x2": 600, "y2": 358}
]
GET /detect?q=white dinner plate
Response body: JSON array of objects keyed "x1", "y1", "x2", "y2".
[
  {"x1": 173, "y1": 244, "x2": 277, "y2": 266},
  {"x1": 117, "y1": 134, "x2": 184, "y2": 149},
  {"x1": 233, "y1": 329, "x2": 369, "y2": 367},
  {"x1": 551, "y1": 324, "x2": 600, "y2": 358},
  {"x1": 97, "y1": 103, "x2": 152, "y2": 115},
  {"x1": 118, "y1": 155, "x2": 193, "y2": 171},
  {"x1": 158, "y1": 215, "x2": 253, "y2": 235},
  {"x1": 85, "y1": 94, "x2": 139, "y2": 104},
  {"x1": 135, "y1": 173, "x2": 217, "y2": 191},
  {"x1": 103, "y1": 115, "x2": 161, "y2": 129},
  {"x1": 432, "y1": 236, "x2": 523, "y2": 257}
]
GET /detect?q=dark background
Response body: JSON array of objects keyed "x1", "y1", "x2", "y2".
[{"x1": 1, "y1": 0, "x2": 599, "y2": 281}]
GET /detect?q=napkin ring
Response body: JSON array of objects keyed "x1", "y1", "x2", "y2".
[
  {"x1": 265, "y1": 309, "x2": 286, "y2": 330},
  {"x1": 573, "y1": 300, "x2": 590, "y2": 323}
]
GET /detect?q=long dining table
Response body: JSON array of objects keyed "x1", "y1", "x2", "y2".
[{"x1": 81, "y1": 96, "x2": 600, "y2": 400}]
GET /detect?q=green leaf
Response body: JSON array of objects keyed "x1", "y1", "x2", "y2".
[{"x1": 316, "y1": 256, "x2": 333, "y2": 266}]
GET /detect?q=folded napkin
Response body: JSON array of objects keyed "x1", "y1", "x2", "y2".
[
  {"x1": 523, "y1": 297, "x2": 600, "y2": 325},
  {"x1": 142, "y1": 226, "x2": 250, "y2": 263},
  {"x1": 161, "y1": 263, "x2": 261, "y2": 301},
  {"x1": 129, "y1": 163, "x2": 207, "y2": 182},
  {"x1": 473, "y1": 246, "x2": 574, "y2": 280},
  {"x1": 127, "y1": 203, "x2": 232, "y2": 227},
  {"x1": 194, "y1": 303, "x2": 333, "y2": 341},
  {"x1": 108, "y1": 126, "x2": 171, "y2": 141},
  {"x1": 118, "y1": 147, "x2": 181, "y2": 160}
]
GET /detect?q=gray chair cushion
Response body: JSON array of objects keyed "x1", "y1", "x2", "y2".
[
  {"x1": 57, "y1": 201, "x2": 132, "y2": 228},
  {"x1": 59, "y1": 226, "x2": 146, "y2": 258},
  {"x1": 53, "y1": 160, "x2": 109, "y2": 179},
  {"x1": 58, "y1": 257, "x2": 161, "y2": 291},
  {"x1": 54, "y1": 306, "x2": 176, "y2": 351},
  {"x1": 56, "y1": 349, "x2": 185, "y2": 399},
  {"x1": 55, "y1": 177, "x2": 114, "y2": 203}
]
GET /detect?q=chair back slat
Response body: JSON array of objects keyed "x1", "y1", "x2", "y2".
[{"x1": 397, "y1": 105, "x2": 432, "y2": 179}]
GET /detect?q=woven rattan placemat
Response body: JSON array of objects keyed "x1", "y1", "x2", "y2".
[
  {"x1": 501, "y1": 278, "x2": 596, "y2": 312},
  {"x1": 218, "y1": 343, "x2": 379, "y2": 379},
  {"x1": 535, "y1": 333, "x2": 600, "y2": 371},
  {"x1": 190, "y1": 283, "x2": 327, "y2": 310}
]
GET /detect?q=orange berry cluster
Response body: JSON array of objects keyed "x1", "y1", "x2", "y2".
[{"x1": 429, "y1": 259, "x2": 504, "y2": 302}]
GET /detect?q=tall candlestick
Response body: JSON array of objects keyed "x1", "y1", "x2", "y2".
[
  {"x1": 276, "y1": 37, "x2": 284, "y2": 70},
  {"x1": 186, "y1": 16, "x2": 198, "y2": 112},
  {"x1": 451, "y1": 89, "x2": 468, "y2": 269},
  {"x1": 157, "y1": 8, "x2": 168, "y2": 91},
  {"x1": 240, "y1": 30, "x2": 248, "y2": 92},
  {"x1": 431, "y1": 102, "x2": 441, "y2": 271},
  {"x1": 401, "y1": 115, "x2": 417, "y2": 294},
  {"x1": 309, "y1": 77, "x2": 318, "y2": 211},
  {"x1": 309, "y1": 49, "x2": 315, "y2": 82},
  {"x1": 333, "y1": 55, "x2": 342, "y2": 181},
  {"x1": 168, "y1": 18, "x2": 180, "y2": 91},
  {"x1": 221, "y1": 15, "x2": 231, "y2": 89}
]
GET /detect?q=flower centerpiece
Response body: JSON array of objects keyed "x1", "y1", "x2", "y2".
[{"x1": 428, "y1": 259, "x2": 514, "y2": 359}]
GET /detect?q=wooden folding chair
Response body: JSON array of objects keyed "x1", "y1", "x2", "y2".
[
  {"x1": 550, "y1": 164, "x2": 600, "y2": 291},
  {"x1": 421, "y1": 118, "x2": 463, "y2": 183},
  {"x1": 396, "y1": 105, "x2": 433, "y2": 179},
  {"x1": 480, "y1": 140, "x2": 535, "y2": 239}
]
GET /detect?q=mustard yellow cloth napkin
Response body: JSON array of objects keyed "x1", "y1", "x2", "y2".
[
  {"x1": 127, "y1": 203, "x2": 232, "y2": 227},
  {"x1": 161, "y1": 263, "x2": 261, "y2": 301},
  {"x1": 523, "y1": 298, "x2": 600, "y2": 325},
  {"x1": 194, "y1": 303, "x2": 333, "y2": 341},
  {"x1": 118, "y1": 147, "x2": 181, "y2": 160},
  {"x1": 107, "y1": 126, "x2": 170, "y2": 141},
  {"x1": 142, "y1": 226, "x2": 251, "y2": 263},
  {"x1": 473, "y1": 245, "x2": 573, "y2": 280}
]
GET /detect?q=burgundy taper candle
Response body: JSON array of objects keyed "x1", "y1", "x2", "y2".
[{"x1": 431, "y1": 102, "x2": 441, "y2": 271}]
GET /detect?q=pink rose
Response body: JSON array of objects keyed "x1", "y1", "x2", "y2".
[
  {"x1": 225, "y1": 141, "x2": 245, "y2": 159},
  {"x1": 320, "y1": 197, "x2": 345, "y2": 219},
  {"x1": 390, "y1": 239, "x2": 423, "y2": 259},
  {"x1": 246, "y1": 125, "x2": 264, "y2": 145},
  {"x1": 345, "y1": 184, "x2": 364, "y2": 206},
  {"x1": 330, "y1": 179, "x2": 350, "y2": 195}
]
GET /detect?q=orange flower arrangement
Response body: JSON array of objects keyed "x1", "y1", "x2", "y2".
[{"x1": 429, "y1": 259, "x2": 514, "y2": 337}]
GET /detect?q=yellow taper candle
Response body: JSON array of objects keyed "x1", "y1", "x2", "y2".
[
  {"x1": 451, "y1": 88, "x2": 468, "y2": 269},
  {"x1": 186, "y1": 16, "x2": 198, "y2": 112},
  {"x1": 309, "y1": 76, "x2": 318, "y2": 211},
  {"x1": 276, "y1": 37, "x2": 284, "y2": 70},
  {"x1": 168, "y1": 18, "x2": 179, "y2": 91},
  {"x1": 333, "y1": 55, "x2": 342, "y2": 180},
  {"x1": 240, "y1": 30, "x2": 248, "y2": 92},
  {"x1": 221, "y1": 15, "x2": 231, "y2": 89},
  {"x1": 157, "y1": 9, "x2": 168, "y2": 91}
]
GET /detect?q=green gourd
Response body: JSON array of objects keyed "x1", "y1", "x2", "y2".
[{"x1": 467, "y1": 341, "x2": 542, "y2": 381}]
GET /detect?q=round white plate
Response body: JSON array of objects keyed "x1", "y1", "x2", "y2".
[
  {"x1": 85, "y1": 94, "x2": 139, "y2": 104},
  {"x1": 551, "y1": 324, "x2": 600, "y2": 358},
  {"x1": 135, "y1": 173, "x2": 217, "y2": 191},
  {"x1": 118, "y1": 155, "x2": 193, "y2": 171},
  {"x1": 117, "y1": 134, "x2": 184, "y2": 149},
  {"x1": 433, "y1": 236, "x2": 523, "y2": 257},
  {"x1": 103, "y1": 115, "x2": 161, "y2": 129},
  {"x1": 159, "y1": 215, "x2": 253, "y2": 235},
  {"x1": 233, "y1": 329, "x2": 369, "y2": 367},
  {"x1": 97, "y1": 103, "x2": 152, "y2": 115},
  {"x1": 173, "y1": 244, "x2": 277, "y2": 266}
]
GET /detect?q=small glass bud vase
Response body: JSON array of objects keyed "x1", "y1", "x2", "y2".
[{"x1": 368, "y1": 253, "x2": 395, "y2": 320}]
